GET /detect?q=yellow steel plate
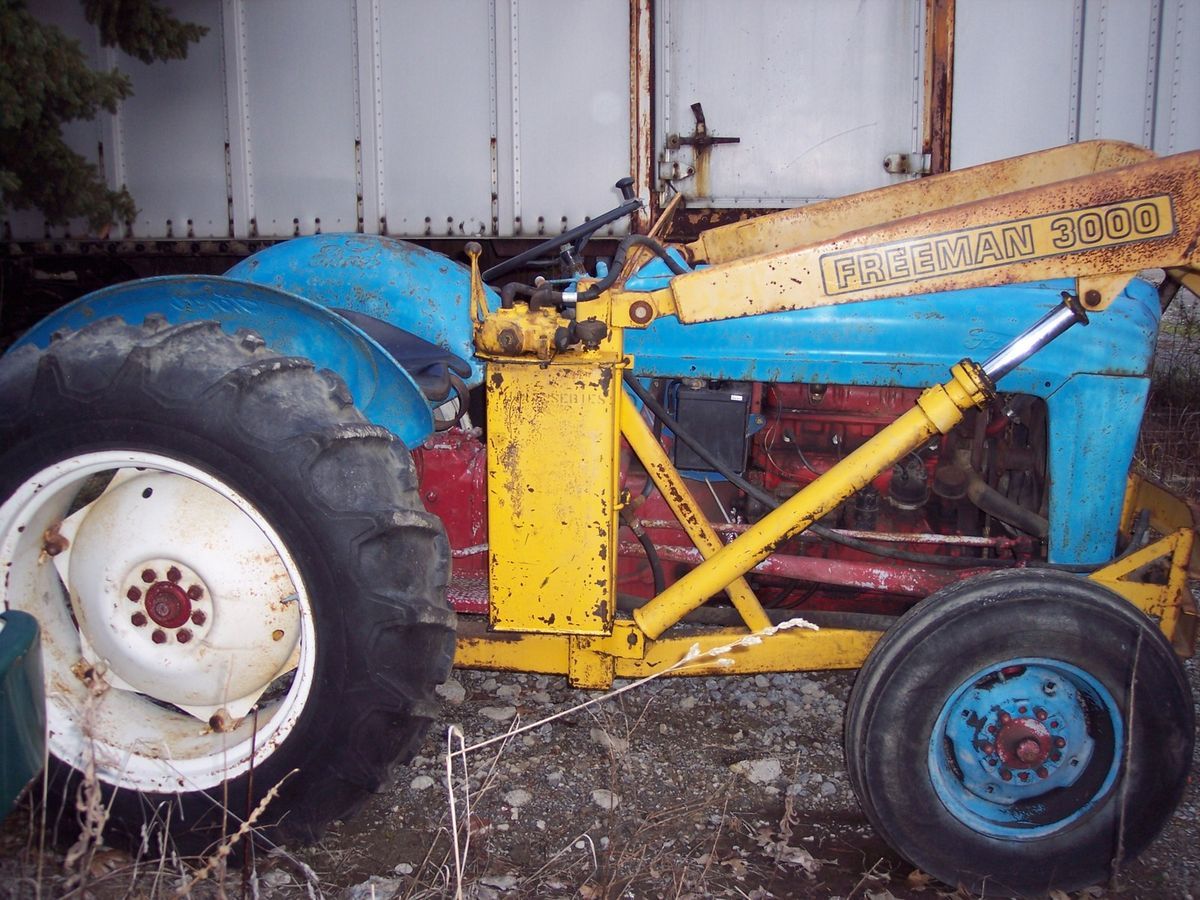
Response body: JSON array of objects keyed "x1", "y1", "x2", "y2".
[{"x1": 486, "y1": 360, "x2": 619, "y2": 635}]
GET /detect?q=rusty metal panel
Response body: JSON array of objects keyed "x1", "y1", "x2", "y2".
[
  {"x1": 486, "y1": 360, "x2": 619, "y2": 635},
  {"x1": 654, "y1": 0, "x2": 925, "y2": 207},
  {"x1": 922, "y1": 0, "x2": 955, "y2": 175}
]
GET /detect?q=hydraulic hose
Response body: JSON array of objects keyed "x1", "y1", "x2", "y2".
[
  {"x1": 964, "y1": 467, "x2": 1049, "y2": 539},
  {"x1": 500, "y1": 234, "x2": 687, "y2": 310},
  {"x1": 623, "y1": 514, "x2": 666, "y2": 596}
]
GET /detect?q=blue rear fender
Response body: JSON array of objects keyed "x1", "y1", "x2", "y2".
[
  {"x1": 225, "y1": 234, "x2": 494, "y2": 388},
  {"x1": 11, "y1": 276, "x2": 436, "y2": 448}
]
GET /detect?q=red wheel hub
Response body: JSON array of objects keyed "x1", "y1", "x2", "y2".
[
  {"x1": 994, "y1": 717, "x2": 1052, "y2": 769},
  {"x1": 145, "y1": 581, "x2": 192, "y2": 629}
]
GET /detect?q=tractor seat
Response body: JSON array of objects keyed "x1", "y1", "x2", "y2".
[{"x1": 333, "y1": 308, "x2": 472, "y2": 404}]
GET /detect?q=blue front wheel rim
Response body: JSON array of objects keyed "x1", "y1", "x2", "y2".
[{"x1": 928, "y1": 657, "x2": 1123, "y2": 840}]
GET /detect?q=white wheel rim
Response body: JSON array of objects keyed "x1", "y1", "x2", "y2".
[{"x1": 0, "y1": 451, "x2": 316, "y2": 793}]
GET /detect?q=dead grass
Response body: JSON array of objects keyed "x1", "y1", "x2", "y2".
[{"x1": 1137, "y1": 283, "x2": 1200, "y2": 500}]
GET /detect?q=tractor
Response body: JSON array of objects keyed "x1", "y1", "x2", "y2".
[{"x1": 1, "y1": 140, "x2": 1198, "y2": 896}]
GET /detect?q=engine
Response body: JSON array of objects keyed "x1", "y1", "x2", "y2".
[{"x1": 417, "y1": 377, "x2": 1052, "y2": 618}]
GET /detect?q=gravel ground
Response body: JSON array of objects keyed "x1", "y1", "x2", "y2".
[
  {"x1": 1, "y1": 653, "x2": 1198, "y2": 898},
  {"x1": 302, "y1": 658, "x2": 1200, "y2": 900}
]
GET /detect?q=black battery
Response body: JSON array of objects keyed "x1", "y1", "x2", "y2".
[{"x1": 670, "y1": 381, "x2": 751, "y2": 474}]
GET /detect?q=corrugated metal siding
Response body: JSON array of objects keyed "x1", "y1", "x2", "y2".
[
  {"x1": 953, "y1": 0, "x2": 1200, "y2": 168},
  {"x1": 6, "y1": 0, "x2": 1198, "y2": 241}
]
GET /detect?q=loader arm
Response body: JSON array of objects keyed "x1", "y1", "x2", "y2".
[{"x1": 607, "y1": 141, "x2": 1200, "y2": 327}]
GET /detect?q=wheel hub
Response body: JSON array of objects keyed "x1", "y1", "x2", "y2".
[
  {"x1": 946, "y1": 667, "x2": 1090, "y2": 795},
  {"x1": 146, "y1": 582, "x2": 189, "y2": 628},
  {"x1": 930, "y1": 658, "x2": 1119, "y2": 837},
  {"x1": 121, "y1": 558, "x2": 211, "y2": 644},
  {"x1": 994, "y1": 716, "x2": 1052, "y2": 770},
  {"x1": 973, "y1": 708, "x2": 1064, "y2": 783},
  {"x1": 52, "y1": 469, "x2": 301, "y2": 719}
]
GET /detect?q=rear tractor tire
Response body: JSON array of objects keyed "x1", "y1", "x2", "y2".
[{"x1": 0, "y1": 317, "x2": 456, "y2": 852}]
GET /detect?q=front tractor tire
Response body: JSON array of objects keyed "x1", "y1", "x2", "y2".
[
  {"x1": 845, "y1": 570, "x2": 1193, "y2": 897},
  {"x1": 0, "y1": 317, "x2": 456, "y2": 852}
]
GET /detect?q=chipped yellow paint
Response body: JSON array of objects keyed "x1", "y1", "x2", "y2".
[
  {"x1": 818, "y1": 196, "x2": 1174, "y2": 296},
  {"x1": 453, "y1": 617, "x2": 880, "y2": 690},
  {"x1": 1090, "y1": 528, "x2": 1196, "y2": 656},
  {"x1": 485, "y1": 358, "x2": 623, "y2": 635},
  {"x1": 659, "y1": 148, "x2": 1200, "y2": 322}
]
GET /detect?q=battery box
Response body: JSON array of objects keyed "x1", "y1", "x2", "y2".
[{"x1": 670, "y1": 381, "x2": 751, "y2": 474}]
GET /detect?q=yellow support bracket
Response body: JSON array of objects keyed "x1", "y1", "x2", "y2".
[
  {"x1": 1090, "y1": 528, "x2": 1197, "y2": 656},
  {"x1": 453, "y1": 617, "x2": 883, "y2": 689}
]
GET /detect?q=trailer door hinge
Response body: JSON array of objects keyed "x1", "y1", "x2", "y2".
[{"x1": 883, "y1": 152, "x2": 932, "y2": 176}]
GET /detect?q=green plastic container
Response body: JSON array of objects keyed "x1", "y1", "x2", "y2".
[{"x1": 1, "y1": 609, "x2": 45, "y2": 818}]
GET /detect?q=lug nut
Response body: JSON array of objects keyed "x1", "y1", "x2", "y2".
[
  {"x1": 1000, "y1": 768, "x2": 1013, "y2": 782},
  {"x1": 187, "y1": 584, "x2": 204, "y2": 600},
  {"x1": 1035, "y1": 707, "x2": 1047, "y2": 721},
  {"x1": 167, "y1": 566, "x2": 182, "y2": 583},
  {"x1": 191, "y1": 610, "x2": 206, "y2": 626},
  {"x1": 131, "y1": 612, "x2": 147, "y2": 627},
  {"x1": 141, "y1": 569, "x2": 157, "y2": 583},
  {"x1": 151, "y1": 629, "x2": 166, "y2": 644},
  {"x1": 176, "y1": 628, "x2": 192, "y2": 644},
  {"x1": 127, "y1": 586, "x2": 142, "y2": 602},
  {"x1": 1053, "y1": 736, "x2": 1066, "y2": 748},
  {"x1": 1018, "y1": 771, "x2": 1030, "y2": 782},
  {"x1": 1036, "y1": 766, "x2": 1049, "y2": 779}
]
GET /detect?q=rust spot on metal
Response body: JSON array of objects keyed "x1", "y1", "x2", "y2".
[
  {"x1": 208, "y1": 710, "x2": 232, "y2": 732},
  {"x1": 145, "y1": 582, "x2": 191, "y2": 628},
  {"x1": 629, "y1": 299, "x2": 654, "y2": 324},
  {"x1": 922, "y1": 0, "x2": 955, "y2": 175},
  {"x1": 41, "y1": 523, "x2": 68, "y2": 557}
]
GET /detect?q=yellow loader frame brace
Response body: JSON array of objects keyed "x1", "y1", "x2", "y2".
[{"x1": 459, "y1": 140, "x2": 1200, "y2": 689}]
